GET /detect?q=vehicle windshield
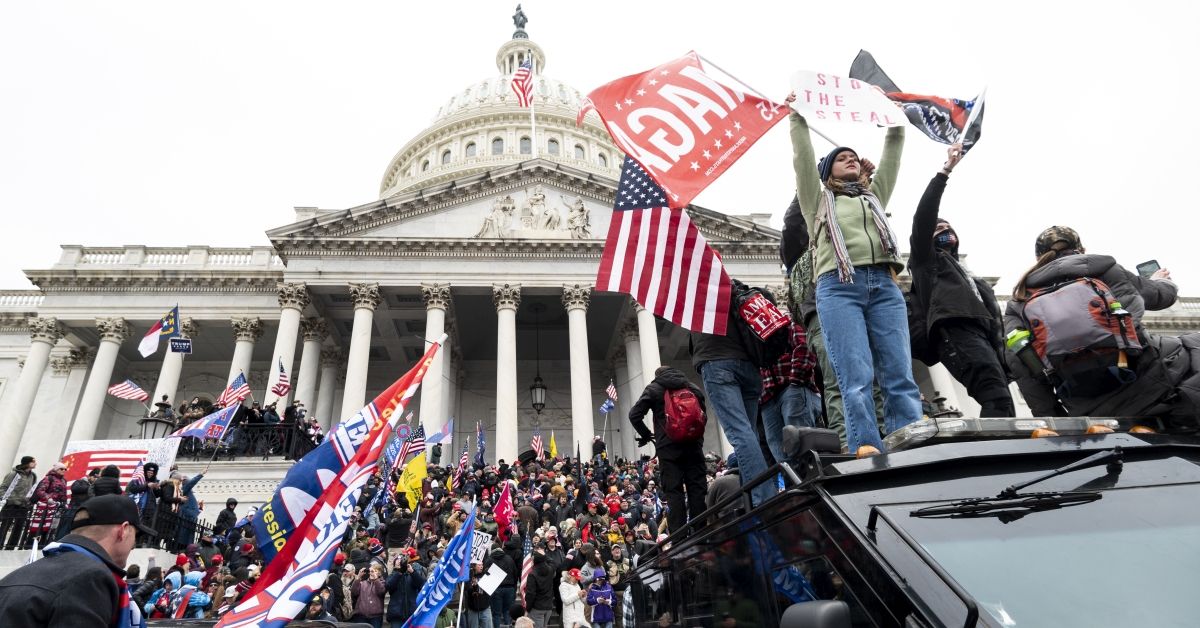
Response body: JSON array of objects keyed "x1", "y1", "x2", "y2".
[{"x1": 893, "y1": 483, "x2": 1200, "y2": 627}]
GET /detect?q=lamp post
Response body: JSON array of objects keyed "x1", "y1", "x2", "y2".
[{"x1": 529, "y1": 303, "x2": 547, "y2": 415}]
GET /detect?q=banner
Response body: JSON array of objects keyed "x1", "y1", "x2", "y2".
[
  {"x1": 217, "y1": 338, "x2": 444, "y2": 628},
  {"x1": 402, "y1": 508, "x2": 477, "y2": 628},
  {"x1": 399, "y1": 451, "x2": 428, "y2": 510},
  {"x1": 788, "y1": 70, "x2": 905, "y2": 127},
  {"x1": 580, "y1": 51, "x2": 786, "y2": 209},
  {"x1": 471, "y1": 531, "x2": 494, "y2": 565},
  {"x1": 62, "y1": 438, "x2": 181, "y2": 485}
]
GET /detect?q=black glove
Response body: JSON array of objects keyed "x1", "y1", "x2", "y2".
[{"x1": 636, "y1": 436, "x2": 652, "y2": 448}]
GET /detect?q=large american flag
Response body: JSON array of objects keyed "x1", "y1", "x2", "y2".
[
  {"x1": 107, "y1": 379, "x2": 149, "y2": 402},
  {"x1": 530, "y1": 429, "x2": 544, "y2": 460},
  {"x1": 510, "y1": 59, "x2": 533, "y2": 107},
  {"x1": 519, "y1": 533, "x2": 534, "y2": 604},
  {"x1": 217, "y1": 372, "x2": 251, "y2": 407},
  {"x1": 596, "y1": 156, "x2": 731, "y2": 335},
  {"x1": 270, "y1": 357, "x2": 291, "y2": 397},
  {"x1": 397, "y1": 425, "x2": 427, "y2": 465}
]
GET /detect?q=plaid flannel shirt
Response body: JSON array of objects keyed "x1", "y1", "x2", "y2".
[{"x1": 760, "y1": 322, "x2": 819, "y2": 403}]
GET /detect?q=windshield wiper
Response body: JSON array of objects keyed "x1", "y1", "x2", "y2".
[{"x1": 911, "y1": 447, "x2": 1123, "y2": 520}]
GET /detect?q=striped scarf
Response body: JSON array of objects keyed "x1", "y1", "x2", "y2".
[{"x1": 817, "y1": 186, "x2": 899, "y2": 283}]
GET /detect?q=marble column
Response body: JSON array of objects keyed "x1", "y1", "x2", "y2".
[
  {"x1": 316, "y1": 348, "x2": 341, "y2": 430},
  {"x1": 0, "y1": 317, "x2": 64, "y2": 467},
  {"x1": 635, "y1": 305, "x2": 661, "y2": 389},
  {"x1": 295, "y1": 318, "x2": 327, "y2": 413},
  {"x1": 265, "y1": 283, "x2": 309, "y2": 406},
  {"x1": 70, "y1": 318, "x2": 132, "y2": 442},
  {"x1": 613, "y1": 351, "x2": 638, "y2": 461},
  {"x1": 493, "y1": 283, "x2": 521, "y2": 464},
  {"x1": 21, "y1": 349, "x2": 92, "y2": 465},
  {"x1": 621, "y1": 321, "x2": 654, "y2": 457},
  {"x1": 151, "y1": 318, "x2": 197, "y2": 409},
  {"x1": 340, "y1": 282, "x2": 381, "y2": 421},
  {"x1": 228, "y1": 317, "x2": 263, "y2": 386},
  {"x1": 419, "y1": 283, "x2": 451, "y2": 434},
  {"x1": 563, "y1": 284, "x2": 594, "y2": 459}
]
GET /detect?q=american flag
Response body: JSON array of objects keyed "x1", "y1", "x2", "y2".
[
  {"x1": 510, "y1": 58, "x2": 533, "y2": 107},
  {"x1": 217, "y1": 372, "x2": 251, "y2": 407},
  {"x1": 107, "y1": 379, "x2": 149, "y2": 402},
  {"x1": 270, "y1": 357, "x2": 291, "y2": 397},
  {"x1": 606, "y1": 381, "x2": 618, "y2": 400},
  {"x1": 452, "y1": 443, "x2": 470, "y2": 493},
  {"x1": 596, "y1": 156, "x2": 732, "y2": 335},
  {"x1": 530, "y1": 429, "x2": 544, "y2": 460},
  {"x1": 519, "y1": 533, "x2": 534, "y2": 604},
  {"x1": 128, "y1": 459, "x2": 145, "y2": 487},
  {"x1": 397, "y1": 425, "x2": 426, "y2": 465}
]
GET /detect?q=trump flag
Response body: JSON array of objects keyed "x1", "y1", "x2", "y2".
[
  {"x1": 217, "y1": 336, "x2": 445, "y2": 628},
  {"x1": 403, "y1": 507, "x2": 477, "y2": 628},
  {"x1": 579, "y1": 51, "x2": 786, "y2": 209}
]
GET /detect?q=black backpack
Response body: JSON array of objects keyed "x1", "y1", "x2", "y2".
[{"x1": 730, "y1": 279, "x2": 792, "y2": 367}]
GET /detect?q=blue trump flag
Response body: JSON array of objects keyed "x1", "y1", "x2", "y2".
[
  {"x1": 169, "y1": 405, "x2": 238, "y2": 440},
  {"x1": 403, "y1": 507, "x2": 477, "y2": 628}
]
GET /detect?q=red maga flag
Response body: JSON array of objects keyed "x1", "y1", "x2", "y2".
[{"x1": 579, "y1": 51, "x2": 786, "y2": 209}]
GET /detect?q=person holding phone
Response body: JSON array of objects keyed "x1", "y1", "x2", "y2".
[
  {"x1": 350, "y1": 564, "x2": 387, "y2": 628},
  {"x1": 786, "y1": 92, "x2": 923, "y2": 457},
  {"x1": 907, "y1": 143, "x2": 1015, "y2": 417}
]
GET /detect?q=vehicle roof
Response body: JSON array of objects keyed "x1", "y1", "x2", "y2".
[{"x1": 811, "y1": 432, "x2": 1200, "y2": 529}]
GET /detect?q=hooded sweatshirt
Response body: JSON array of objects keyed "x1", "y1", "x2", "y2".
[{"x1": 627, "y1": 366, "x2": 707, "y2": 454}]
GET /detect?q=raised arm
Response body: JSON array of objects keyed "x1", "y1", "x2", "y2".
[
  {"x1": 909, "y1": 144, "x2": 963, "y2": 268},
  {"x1": 788, "y1": 106, "x2": 822, "y2": 231}
]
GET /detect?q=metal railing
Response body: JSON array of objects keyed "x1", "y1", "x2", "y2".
[
  {"x1": 180, "y1": 421, "x2": 320, "y2": 462},
  {"x1": 0, "y1": 501, "x2": 215, "y2": 553}
]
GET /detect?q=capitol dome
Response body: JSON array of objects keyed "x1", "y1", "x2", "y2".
[{"x1": 378, "y1": 28, "x2": 623, "y2": 198}]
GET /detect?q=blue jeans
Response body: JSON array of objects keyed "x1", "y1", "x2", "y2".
[
  {"x1": 491, "y1": 585, "x2": 515, "y2": 628},
  {"x1": 699, "y1": 359, "x2": 777, "y2": 506},
  {"x1": 467, "y1": 609, "x2": 494, "y2": 628},
  {"x1": 816, "y1": 266, "x2": 922, "y2": 451},
  {"x1": 760, "y1": 384, "x2": 823, "y2": 463}
]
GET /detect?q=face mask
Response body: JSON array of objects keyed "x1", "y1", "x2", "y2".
[{"x1": 935, "y1": 231, "x2": 957, "y2": 249}]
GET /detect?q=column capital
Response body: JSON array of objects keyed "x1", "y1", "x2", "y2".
[
  {"x1": 50, "y1": 356, "x2": 72, "y2": 376},
  {"x1": 68, "y1": 347, "x2": 93, "y2": 369},
  {"x1": 562, "y1": 284, "x2": 592, "y2": 312},
  {"x1": 421, "y1": 283, "x2": 452, "y2": 311},
  {"x1": 178, "y1": 318, "x2": 199, "y2": 339},
  {"x1": 620, "y1": 320, "x2": 640, "y2": 343},
  {"x1": 277, "y1": 282, "x2": 311, "y2": 311},
  {"x1": 301, "y1": 318, "x2": 329, "y2": 342},
  {"x1": 232, "y1": 317, "x2": 264, "y2": 342},
  {"x1": 349, "y1": 282, "x2": 383, "y2": 311},
  {"x1": 612, "y1": 345, "x2": 626, "y2": 362},
  {"x1": 95, "y1": 317, "x2": 131, "y2": 343},
  {"x1": 27, "y1": 316, "x2": 64, "y2": 345},
  {"x1": 492, "y1": 283, "x2": 522, "y2": 311},
  {"x1": 320, "y1": 347, "x2": 343, "y2": 368}
]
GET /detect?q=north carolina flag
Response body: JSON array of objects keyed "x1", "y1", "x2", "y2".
[{"x1": 138, "y1": 306, "x2": 179, "y2": 357}]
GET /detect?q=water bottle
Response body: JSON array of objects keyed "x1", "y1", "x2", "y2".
[{"x1": 1005, "y1": 329, "x2": 1046, "y2": 376}]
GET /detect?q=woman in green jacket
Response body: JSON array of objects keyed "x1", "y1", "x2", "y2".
[{"x1": 786, "y1": 92, "x2": 923, "y2": 456}]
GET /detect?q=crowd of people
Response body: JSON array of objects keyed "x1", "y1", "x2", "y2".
[{"x1": 156, "y1": 395, "x2": 326, "y2": 460}]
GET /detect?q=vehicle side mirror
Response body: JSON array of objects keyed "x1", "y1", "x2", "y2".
[
  {"x1": 780, "y1": 600, "x2": 851, "y2": 628},
  {"x1": 783, "y1": 426, "x2": 841, "y2": 459}
]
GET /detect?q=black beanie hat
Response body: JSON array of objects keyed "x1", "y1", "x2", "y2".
[
  {"x1": 19, "y1": 456, "x2": 34, "y2": 467},
  {"x1": 817, "y1": 146, "x2": 858, "y2": 183}
]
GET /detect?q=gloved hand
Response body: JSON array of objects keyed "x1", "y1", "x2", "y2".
[{"x1": 636, "y1": 436, "x2": 652, "y2": 448}]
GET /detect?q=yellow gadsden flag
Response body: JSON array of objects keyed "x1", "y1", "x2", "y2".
[
  {"x1": 399, "y1": 451, "x2": 428, "y2": 510},
  {"x1": 549, "y1": 431, "x2": 558, "y2": 459}
]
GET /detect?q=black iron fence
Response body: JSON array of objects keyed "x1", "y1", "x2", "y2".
[
  {"x1": 180, "y1": 421, "x2": 320, "y2": 462},
  {"x1": 0, "y1": 500, "x2": 215, "y2": 553}
]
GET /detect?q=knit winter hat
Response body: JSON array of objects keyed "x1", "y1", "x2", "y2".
[
  {"x1": 175, "y1": 553, "x2": 189, "y2": 567},
  {"x1": 817, "y1": 146, "x2": 858, "y2": 183}
]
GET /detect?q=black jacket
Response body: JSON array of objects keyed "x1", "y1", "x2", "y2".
[
  {"x1": 689, "y1": 307, "x2": 751, "y2": 371},
  {"x1": 907, "y1": 173, "x2": 1005, "y2": 364},
  {"x1": 523, "y1": 555, "x2": 557, "y2": 611},
  {"x1": 215, "y1": 507, "x2": 237, "y2": 534},
  {"x1": 385, "y1": 562, "x2": 427, "y2": 621},
  {"x1": 487, "y1": 549, "x2": 518, "y2": 588},
  {"x1": 467, "y1": 579, "x2": 492, "y2": 611},
  {"x1": 0, "y1": 534, "x2": 123, "y2": 627},
  {"x1": 1003, "y1": 253, "x2": 1185, "y2": 416},
  {"x1": 628, "y1": 366, "x2": 707, "y2": 455},
  {"x1": 780, "y1": 196, "x2": 820, "y2": 327}
]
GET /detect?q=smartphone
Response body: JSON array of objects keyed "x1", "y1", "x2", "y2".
[{"x1": 1137, "y1": 260, "x2": 1160, "y2": 278}]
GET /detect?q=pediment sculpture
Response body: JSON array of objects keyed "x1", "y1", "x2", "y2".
[{"x1": 474, "y1": 185, "x2": 590, "y2": 240}]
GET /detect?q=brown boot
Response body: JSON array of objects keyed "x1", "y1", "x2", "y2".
[{"x1": 855, "y1": 445, "x2": 881, "y2": 459}]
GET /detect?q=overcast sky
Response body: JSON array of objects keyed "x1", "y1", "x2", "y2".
[{"x1": 2, "y1": 1, "x2": 1196, "y2": 296}]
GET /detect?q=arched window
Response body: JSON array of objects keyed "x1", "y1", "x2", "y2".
[
  {"x1": 574, "y1": 144, "x2": 585, "y2": 160},
  {"x1": 547, "y1": 139, "x2": 560, "y2": 155},
  {"x1": 421, "y1": 159, "x2": 430, "y2": 172},
  {"x1": 465, "y1": 142, "x2": 477, "y2": 158},
  {"x1": 598, "y1": 152, "x2": 608, "y2": 168},
  {"x1": 441, "y1": 150, "x2": 452, "y2": 165},
  {"x1": 520, "y1": 136, "x2": 532, "y2": 155},
  {"x1": 492, "y1": 138, "x2": 504, "y2": 155}
]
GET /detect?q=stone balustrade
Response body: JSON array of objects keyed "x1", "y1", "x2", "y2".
[{"x1": 56, "y1": 245, "x2": 283, "y2": 270}]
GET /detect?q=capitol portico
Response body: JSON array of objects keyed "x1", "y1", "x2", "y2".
[{"x1": 1, "y1": 13, "x2": 1199, "y2": 491}]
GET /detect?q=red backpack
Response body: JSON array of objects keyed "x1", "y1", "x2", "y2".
[{"x1": 662, "y1": 387, "x2": 706, "y2": 442}]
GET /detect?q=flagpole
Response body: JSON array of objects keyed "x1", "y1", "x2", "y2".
[
  {"x1": 698, "y1": 53, "x2": 841, "y2": 148},
  {"x1": 528, "y1": 49, "x2": 538, "y2": 159},
  {"x1": 455, "y1": 581, "x2": 465, "y2": 628},
  {"x1": 960, "y1": 86, "x2": 987, "y2": 147}
]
